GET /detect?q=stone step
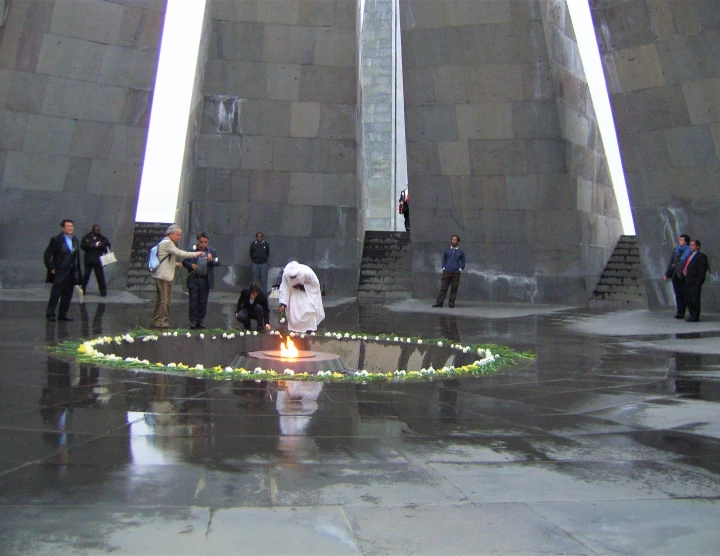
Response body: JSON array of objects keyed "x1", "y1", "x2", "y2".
[
  {"x1": 359, "y1": 269, "x2": 413, "y2": 277},
  {"x1": 594, "y1": 285, "x2": 644, "y2": 294},
  {"x1": 605, "y1": 263, "x2": 642, "y2": 271},
  {"x1": 589, "y1": 298, "x2": 645, "y2": 308},
  {"x1": 361, "y1": 248, "x2": 412, "y2": 257},
  {"x1": 592, "y1": 294, "x2": 646, "y2": 303},
  {"x1": 595, "y1": 277, "x2": 644, "y2": 287},
  {"x1": 601, "y1": 268, "x2": 638, "y2": 277},
  {"x1": 358, "y1": 278, "x2": 414, "y2": 288},
  {"x1": 364, "y1": 230, "x2": 410, "y2": 238},
  {"x1": 360, "y1": 257, "x2": 412, "y2": 270},
  {"x1": 357, "y1": 289, "x2": 412, "y2": 300},
  {"x1": 608, "y1": 255, "x2": 640, "y2": 265}
]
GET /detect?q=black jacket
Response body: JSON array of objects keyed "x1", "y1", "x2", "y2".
[
  {"x1": 44, "y1": 233, "x2": 82, "y2": 285},
  {"x1": 684, "y1": 251, "x2": 709, "y2": 286},
  {"x1": 182, "y1": 246, "x2": 219, "y2": 289},
  {"x1": 236, "y1": 288, "x2": 270, "y2": 323},
  {"x1": 399, "y1": 190, "x2": 409, "y2": 214},
  {"x1": 249, "y1": 240, "x2": 270, "y2": 264},
  {"x1": 80, "y1": 232, "x2": 111, "y2": 265}
]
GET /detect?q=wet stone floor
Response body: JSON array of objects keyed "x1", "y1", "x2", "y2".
[{"x1": 1, "y1": 294, "x2": 719, "y2": 554}]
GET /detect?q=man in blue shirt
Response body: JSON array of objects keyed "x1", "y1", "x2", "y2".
[
  {"x1": 663, "y1": 234, "x2": 690, "y2": 319},
  {"x1": 433, "y1": 234, "x2": 465, "y2": 308}
]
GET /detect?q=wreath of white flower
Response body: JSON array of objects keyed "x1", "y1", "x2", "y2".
[{"x1": 57, "y1": 329, "x2": 531, "y2": 383}]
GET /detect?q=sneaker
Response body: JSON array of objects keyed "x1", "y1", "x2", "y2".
[{"x1": 448, "y1": 303, "x2": 455, "y2": 308}]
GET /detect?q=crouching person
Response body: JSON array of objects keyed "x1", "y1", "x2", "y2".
[{"x1": 236, "y1": 281, "x2": 271, "y2": 332}]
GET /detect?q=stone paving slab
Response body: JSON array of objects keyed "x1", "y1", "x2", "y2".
[
  {"x1": 0, "y1": 506, "x2": 209, "y2": 555},
  {"x1": 345, "y1": 502, "x2": 590, "y2": 555},
  {"x1": 432, "y1": 460, "x2": 720, "y2": 503},
  {"x1": 527, "y1": 499, "x2": 720, "y2": 555}
]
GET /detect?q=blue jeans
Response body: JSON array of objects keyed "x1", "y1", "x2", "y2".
[{"x1": 251, "y1": 262, "x2": 268, "y2": 294}]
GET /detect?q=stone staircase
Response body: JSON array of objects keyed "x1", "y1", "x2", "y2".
[
  {"x1": 590, "y1": 235, "x2": 647, "y2": 308},
  {"x1": 126, "y1": 222, "x2": 171, "y2": 291},
  {"x1": 357, "y1": 231, "x2": 413, "y2": 303}
]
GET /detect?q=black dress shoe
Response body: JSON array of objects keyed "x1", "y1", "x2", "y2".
[
  {"x1": 448, "y1": 303, "x2": 455, "y2": 308},
  {"x1": 685, "y1": 317, "x2": 700, "y2": 322},
  {"x1": 195, "y1": 324, "x2": 205, "y2": 330},
  {"x1": 432, "y1": 303, "x2": 443, "y2": 308},
  {"x1": 47, "y1": 315, "x2": 56, "y2": 322},
  {"x1": 673, "y1": 315, "x2": 684, "y2": 319},
  {"x1": 58, "y1": 316, "x2": 74, "y2": 321}
]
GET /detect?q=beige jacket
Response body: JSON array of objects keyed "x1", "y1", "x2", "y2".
[{"x1": 151, "y1": 238, "x2": 197, "y2": 282}]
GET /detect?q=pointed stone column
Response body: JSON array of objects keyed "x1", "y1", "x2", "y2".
[{"x1": 359, "y1": 0, "x2": 406, "y2": 231}]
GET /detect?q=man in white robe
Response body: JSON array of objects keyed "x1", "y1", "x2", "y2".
[{"x1": 278, "y1": 261, "x2": 325, "y2": 333}]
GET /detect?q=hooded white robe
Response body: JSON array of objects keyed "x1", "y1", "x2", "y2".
[{"x1": 278, "y1": 261, "x2": 325, "y2": 332}]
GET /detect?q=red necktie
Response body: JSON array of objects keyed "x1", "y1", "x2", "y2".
[{"x1": 682, "y1": 253, "x2": 693, "y2": 276}]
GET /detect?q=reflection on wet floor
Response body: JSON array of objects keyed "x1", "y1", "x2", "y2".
[{"x1": 1, "y1": 298, "x2": 720, "y2": 553}]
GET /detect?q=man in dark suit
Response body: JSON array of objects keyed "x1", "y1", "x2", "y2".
[
  {"x1": 682, "y1": 239, "x2": 709, "y2": 322},
  {"x1": 44, "y1": 219, "x2": 82, "y2": 322},
  {"x1": 235, "y1": 281, "x2": 271, "y2": 333},
  {"x1": 181, "y1": 232, "x2": 219, "y2": 329},
  {"x1": 80, "y1": 224, "x2": 111, "y2": 297}
]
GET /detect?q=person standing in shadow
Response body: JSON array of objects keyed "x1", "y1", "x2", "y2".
[
  {"x1": 682, "y1": 239, "x2": 709, "y2": 322},
  {"x1": 80, "y1": 224, "x2": 111, "y2": 297},
  {"x1": 432, "y1": 235, "x2": 465, "y2": 309},
  {"x1": 182, "y1": 232, "x2": 219, "y2": 330},
  {"x1": 44, "y1": 219, "x2": 82, "y2": 322},
  {"x1": 249, "y1": 231, "x2": 270, "y2": 294},
  {"x1": 399, "y1": 187, "x2": 409, "y2": 231},
  {"x1": 663, "y1": 234, "x2": 690, "y2": 319}
]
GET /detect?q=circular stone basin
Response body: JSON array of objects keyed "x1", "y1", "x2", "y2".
[{"x1": 232, "y1": 350, "x2": 345, "y2": 375}]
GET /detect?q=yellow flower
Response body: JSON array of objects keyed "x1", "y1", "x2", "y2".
[{"x1": 156, "y1": 362, "x2": 163, "y2": 367}]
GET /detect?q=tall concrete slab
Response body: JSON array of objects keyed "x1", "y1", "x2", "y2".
[
  {"x1": 190, "y1": 0, "x2": 359, "y2": 293},
  {"x1": 0, "y1": 0, "x2": 166, "y2": 289},
  {"x1": 540, "y1": 0, "x2": 623, "y2": 300},
  {"x1": 401, "y1": 0, "x2": 618, "y2": 304},
  {"x1": 594, "y1": 0, "x2": 720, "y2": 311}
]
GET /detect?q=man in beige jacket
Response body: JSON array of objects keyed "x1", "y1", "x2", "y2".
[{"x1": 151, "y1": 224, "x2": 203, "y2": 328}]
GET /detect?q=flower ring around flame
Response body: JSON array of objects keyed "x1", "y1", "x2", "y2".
[{"x1": 51, "y1": 328, "x2": 534, "y2": 383}]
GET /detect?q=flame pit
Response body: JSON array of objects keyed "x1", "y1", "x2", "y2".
[{"x1": 230, "y1": 336, "x2": 346, "y2": 375}]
